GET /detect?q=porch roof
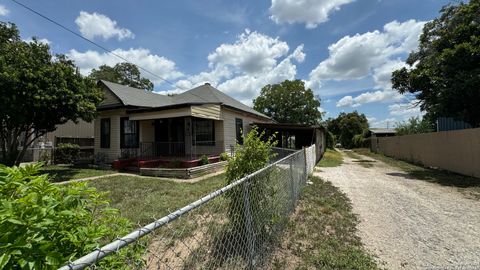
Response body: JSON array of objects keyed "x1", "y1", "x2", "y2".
[{"x1": 128, "y1": 104, "x2": 222, "y2": 121}]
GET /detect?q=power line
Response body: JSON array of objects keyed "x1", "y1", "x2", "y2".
[{"x1": 10, "y1": 0, "x2": 184, "y2": 90}]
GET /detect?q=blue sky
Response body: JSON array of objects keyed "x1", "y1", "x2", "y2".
[{"x1": 1, "y1": 0, "x2": 451, "y2": 127}]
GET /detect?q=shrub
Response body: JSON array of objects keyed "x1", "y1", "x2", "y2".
[
  {"x1": 219, "y1": 152, "x2": 230, "y2": 161},
  {"x1": 0, "y1": 163, "x2": 140, "y2": 269},
  {"x1": 94, "y1": 152, "x2": 108, "y2": 164},
  {"x1": 199, "y1": 155, "x2": 210, "y2": 166},
  {"x1": 54, "y1": 143, "x2": 80, "y2": 164},
  {"x1": 326, "y1": 130, "x2": 336, "y2": 149},
  {"x1": 224, "y1": 127, "x2": 277, "y2": 258}
]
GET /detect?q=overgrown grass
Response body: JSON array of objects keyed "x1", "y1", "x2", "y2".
[
  {"x1": 317, "y1": 149, "x2": 343, "y2": 167},
  {"x1": 353, "y1": 148, "x2": 480, "y2": 199},
  {"x1": 270, "y1": 175, "x2": 379, "y2": 269},
  {"x1": 88, "y1": 174, "x2": 226, "y2": 225},
  {"x1": 41, "y1": 165, "x2": 115, "y2": 182}
]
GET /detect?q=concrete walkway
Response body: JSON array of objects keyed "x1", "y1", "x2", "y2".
[{"x1": 56, "y1": 170, "x2": 225, "y2": 185}]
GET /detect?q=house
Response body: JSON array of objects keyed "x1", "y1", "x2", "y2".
[{"x1": 94, "y1": 80, "x2": 273, "y2": 163}]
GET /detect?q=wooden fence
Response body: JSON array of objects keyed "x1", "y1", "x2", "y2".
[{"x1": 372, "y1": 127, "x2": 480, "y2": 178}]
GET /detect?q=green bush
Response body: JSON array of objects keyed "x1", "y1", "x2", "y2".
[
  {"x1": 199, "y1": 155, "x2": 210, "y2": 166},
  {"x1": 54, "y1": 143, "x2": 80, "y2": 164},
  {"x1": 0, "y1": 163, "x2": 140, "y2": 269},
  {"x1": 219, "y1": 152, "x2": 230, "y2": 161},
  {"x1": 326, "y1": 130, "x2": 336, "y2": 149},
  {"x1": 224, "y1": 127, "x2": 278, "y2": 257}
]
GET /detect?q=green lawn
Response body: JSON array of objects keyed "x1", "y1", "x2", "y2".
[
  {"x1": 41, "y1": 165, "x2": 116, "y2": 182},
  {"x1": 270, "y1": 175, "x2": 379, "y2": 269},
  {"x1": 353, "y1": 148, "x2": 480, "y2": 199},
  {"x1": 87, "y1": 174, "x2": 226, "y2": 225},
  {"x1": 317, "y1": 149, "x2": 343, "y2": 167}
]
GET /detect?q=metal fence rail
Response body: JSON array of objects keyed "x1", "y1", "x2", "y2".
[{"x1": 60, "y1": 145, "x2": 316, "y2": 270}]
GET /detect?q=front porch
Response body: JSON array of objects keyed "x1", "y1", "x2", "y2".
[{"x1": 116, "y1": 116, "x2": 227, "y2": 169}]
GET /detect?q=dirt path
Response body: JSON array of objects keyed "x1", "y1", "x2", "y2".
[{"x1": 314, "y1": 152, "x2": 480, "y2": 270}]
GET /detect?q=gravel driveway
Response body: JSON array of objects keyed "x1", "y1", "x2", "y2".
[{"x1": 314, "y1": 152, "x2": 480, "y2": 270}]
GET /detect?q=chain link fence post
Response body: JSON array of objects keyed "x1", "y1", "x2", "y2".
[
  {"x1": 289, "y1": 157, "x2": 296, "y2": 210},
  {"x1": 242, "y1": 180, "x2": 256, "y2": 270}
]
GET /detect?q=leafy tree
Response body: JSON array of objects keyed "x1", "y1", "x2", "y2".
[
  {"x1": 327, "y1": 112, "x2": 369, "y2": 149},
  {"x1": 395, "y1": 117, "x2": 435, "y2": 136},
  {"x1": 0, "y1": 23, "x2": 102, "y2": 166},
  {"x1": 253, "y1": 80, "x2": 322, "y2": 125},
  {"x1": 391, "y1": 0, "x2": 480, "y2": 127},
  {"x1": 90, "y1": 62, "x2": 154, "y2": 91}
]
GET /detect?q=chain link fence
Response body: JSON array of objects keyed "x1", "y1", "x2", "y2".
[{"x1": 60, "y1": 145, "x2": 316, "y2": 270}]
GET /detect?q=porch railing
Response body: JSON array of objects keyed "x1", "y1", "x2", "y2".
[{"x1": 121, "y1": 141, "x2": 226, "y2": 160}]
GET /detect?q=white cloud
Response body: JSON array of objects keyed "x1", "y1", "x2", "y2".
[
  {"x1": 75, "y1": 11, "x2": 134, "y2": 41},
  {"x1": 317, "y1": 20, "x2": 425, "y2": 108},
  {"x1": 207, "y1": 29, "x2": 290, "y2": 74},
  {"x1": 0, "y1": 5, "x2": 9, "y2": 16},
  {"x1": 336, "y1": 96, "x2": 354, "y2": 107},
  {"x1": 67, "y1": 48, "x2": 183, "y2": 85},
  {"x1": 270, "y1": 0, "x2": 354, "y2": 28},
  {"x1": 166, "y1": 30, "x2": 305, "y2": 105},
  {"x1": 370, "y1": 118, "x2": 397, "y2": 128},
  {"x1": 310, "y1": 20, "x2": 425, "y2": 82},
  {"x1": 336, "y1": 89, "x2": 402, "y2": 108},
  {"x1": 388, "y1": 100, "x2": 423, "y2": 118}
]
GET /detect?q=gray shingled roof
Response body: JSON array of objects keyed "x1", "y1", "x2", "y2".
[
  {"x1": 100, "y1": 80, "x2": 172, "y2": 107},
  {"x1": 99, "y1": 80, "x2": 270, "y2": 119}
]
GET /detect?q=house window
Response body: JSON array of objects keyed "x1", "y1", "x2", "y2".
[
  {"x1": 120, "y1": 117, "x2": 139, "y2": 148},
  {"x1": 100, "y1": 118, "x2": 110, "y2": 148},
  {"x1": 193, "y1": 118, "x2": 215, "y2": 146},
  {"x1": 235, "y1": 118, "x2": 243, "y2": 145}
]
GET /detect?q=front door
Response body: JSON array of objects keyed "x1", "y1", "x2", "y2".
[{"x1": 154, "y1": 118, "x2": 185, "y2": 156}]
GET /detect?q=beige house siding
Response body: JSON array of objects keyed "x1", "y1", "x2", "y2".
[
  {"x1": 191, "y1": 104, "x2": 221, "y2": 120},
  {"x1": 129, "y1": 107, "x2": 191, "y2": 121},
  {"x1": 43, "y1": 120, "x2": 94, "y2": 144},
  {"x1": 221, "y1": 107, "x2": 271, "y2": 151},
  {"x1": 94, "y1": 109, "x2": 127, "y2": 162},
  {"x1": 100, "y1": 87, "x2": 122, "y2": 107},
  {"x1": 140, "y1": 120, "x2": 155, "y2": 142}
]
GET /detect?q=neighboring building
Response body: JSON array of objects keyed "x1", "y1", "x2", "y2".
[
  {"x1": 368, "y1": 128, "x2": 396, "y2": 153},
  {"x1": 368, "y1": 128, "x2": 396, "y2": 138},
  {"x1": 253, "y1": 123, "x2": 326, "y2": 163},
  {"x1": 94, "y1": 80, "x2": 273, "y2": 162},
  {"x1": 436, "y1": 117, "x2": 472, "y2": 132}
]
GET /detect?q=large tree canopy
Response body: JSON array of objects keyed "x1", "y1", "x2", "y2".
[
  {"x1": 253, "y1": 80, "x2": 322, "y2": 125},
  {"x1": 0, "y1": 23, "x2": 103, "y2": 166},
  {"x1": 391, "y1": 0, "x2": 480, "y2": 127},
  {"x1": 326, "y1": 111, "x2": 369, "y2": 149},
  {"x1": 89, "y1": 62, "x2": 154, "y2": 91}
]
